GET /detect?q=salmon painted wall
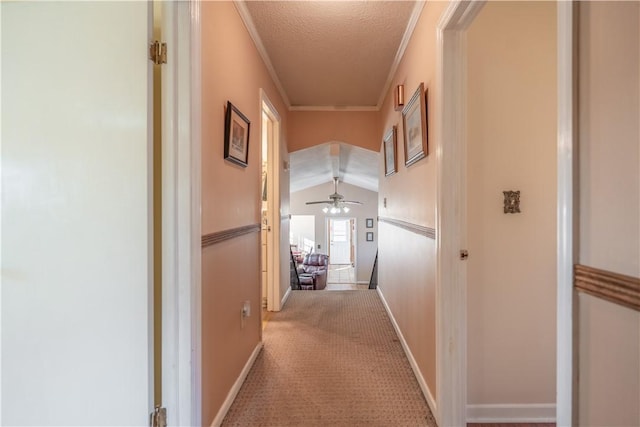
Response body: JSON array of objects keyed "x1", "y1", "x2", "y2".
[
  {"x1": 376, "y1": 0, "x2": 448, "y2": 405},
  {"x1": 578, "y1": 2, "x2": 640, "y2": 425},
  {"x1": 466, "y1": 1, "x2": 557, "y2": 412},
  {"x1": 200, "y1": 2, "x2": 289, "y2": 424},
  {"x1": 288, "y1": 110, "x2": 379, "y2": 152}
]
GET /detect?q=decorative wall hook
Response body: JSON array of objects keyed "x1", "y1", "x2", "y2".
[{"x1": 503, "y1": 190, "x2": 521, "y2": 214}]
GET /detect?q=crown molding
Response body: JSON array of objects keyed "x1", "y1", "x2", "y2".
[
  {"x1": 376, "y1": 0, "x2": 426, "y2": 109},
  {"x1": 289, "y1": 105, "x2": 379, "y2": 112},
  {"x1": 234, "y1": 0, "x2": 291, "y2": 109},
  {"x1": 235, "y1": 0, "x2": 425, "y2": 113}
]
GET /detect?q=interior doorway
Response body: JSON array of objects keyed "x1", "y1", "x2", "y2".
[
  {"x1": 260, "y1": 91, "x2": 282, "y2": 314},
  {"x1": 465, "y1": 3, "x2": 557, "y2": 424},
  {"x1": 436, "y1": 1, "x2": 558, "y2": 424},
  {"x1": 260, "y1": 111, "x2": 270, "y2": 320},
  {"x1": 327, "y1": 218, "x2": 355, "y2": 265}
]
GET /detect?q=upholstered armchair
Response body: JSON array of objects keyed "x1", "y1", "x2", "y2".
[{"x1": 297, "y1": 253, "x2": 329, "y2": 290}]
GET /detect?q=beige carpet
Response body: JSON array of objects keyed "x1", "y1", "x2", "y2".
[{"x1": 222, "y1": 291, "x2": 437, "y2": 426}]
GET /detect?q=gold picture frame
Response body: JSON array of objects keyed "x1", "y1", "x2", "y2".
[
  {"x1": 383, "y1": 126, "x2": 397, "y2": 176},
  {"x1": 402, "y1": 83, "x2": 428, "y2": 167}
]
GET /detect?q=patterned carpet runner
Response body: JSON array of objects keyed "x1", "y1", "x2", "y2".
[{"x1": 222, "y1": 290, "x2": 437, "y2": 426}]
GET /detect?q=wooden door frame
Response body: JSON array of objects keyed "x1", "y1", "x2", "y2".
[
  {"x1": 260, "y1": 89, "x2": 283, "y2": 311},
  {"x1": 161, "y1": 1, "x2": 202, "y2": 425},
  {"x1": 350, "y1": 218, "x2": 356, "y2": 265},
  {"x1": 436, "y1": 1, "x2": 576, "y2": 425},
  {"x1": 556, "y1": 2, "x2": 578, "y2": 426},
  {"x1": 435, "y1": 2, "x2": 486, "y2": 425}
]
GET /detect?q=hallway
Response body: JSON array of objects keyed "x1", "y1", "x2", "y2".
[{"x1": 222, "y1": 291, "x2": 436, "y2": 426}]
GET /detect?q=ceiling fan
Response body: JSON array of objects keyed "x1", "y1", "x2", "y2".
[{"x1": 305, "y1": 177, "x2": 363, "y2": 214}]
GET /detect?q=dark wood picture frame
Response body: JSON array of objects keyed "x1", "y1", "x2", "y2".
[
  {"x1": 224, "y1": 101, "x2": 251, "y2": 167},
  {"x1": 402, "y1": 83, "x2": 428, "y2": 167},
  {"x1": 383, "y1": 126, "x2": 397, "y2": 176},
  {"x1": 366, "y1": 232, "x2": 374, "y2": 242},
  {"x1": 366, "y1": 218, "x2": 374, "y2": 228}
]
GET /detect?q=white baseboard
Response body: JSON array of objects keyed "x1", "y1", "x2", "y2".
[
  {"x1": 376, "y1": 288, "x2": 438, "y2": 417},
  {"x1": 467, "y1": 403, "x2": 556, "y2": 423},
  {"x1": 211, "y1": 342, "x2": 263, "y2": 427},
  {"x1": 281, "y1": 286, "x2": 292, "y2": 307}
]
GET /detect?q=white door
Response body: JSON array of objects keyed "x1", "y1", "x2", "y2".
[
  {"x1": 2, "y1": 2, "x2": 153, "y2": 425},
  {"x1": 329, "y1": 218, "x2": 352, "y2": 264}
]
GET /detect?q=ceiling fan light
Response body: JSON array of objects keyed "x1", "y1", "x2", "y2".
[{"x1": 307, "y1": 178, "x2": 363, "y2": 214}]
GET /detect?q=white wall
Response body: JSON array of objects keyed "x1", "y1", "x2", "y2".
[
  {"x1": 578, "y1": 2, "x2": 640, "y2": 425},
  {"x1": 290, "y1": 181, "x2": 378, "y2": 283},
  {"x1": 466, "y1": 1, "x2": 557, "y2": 416}
]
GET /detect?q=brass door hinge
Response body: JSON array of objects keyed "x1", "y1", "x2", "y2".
[
  {"x1": 150, "y1": 405, "x2": 167, "y2": 427},
  {"x1": 149, "y1": 41, "x2": 167, "y2": 65}
]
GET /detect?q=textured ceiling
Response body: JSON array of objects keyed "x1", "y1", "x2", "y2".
[
  {"x1": 243, "y1": 1, "x2": 417, "y2": 108},
  {"x1": 237, "y1": 1, "x2": 421, "y2": 192},
  {"x1": 243, "y1": 1, "x2": 416, "y2": 108}
]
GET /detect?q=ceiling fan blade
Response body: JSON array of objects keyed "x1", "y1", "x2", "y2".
[{"x1": 306, "y1": 179, "x2": 362, "y2": 208}]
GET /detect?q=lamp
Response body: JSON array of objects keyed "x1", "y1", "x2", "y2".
[
  {"x1": 322, "y1": 206, "x2": 329, "y2": 213},
  {"x1": 343, "y1": 206, "x2": 350, "y2": 213},
  {"x1": 394, "y1": 84, "x2": 405, "y2": 111}
]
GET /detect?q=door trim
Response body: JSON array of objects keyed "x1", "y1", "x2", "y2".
[
  {"x1": 435, "y1": 1, "x2": 486, "y2": 425},
  {"x1": 161, "y1": 1, "x2": 201, "y2": 425},
  {"x1": 327, "y1": 217, "x2": 354, "y2": 265},
  {"x1": 260, "y1": 89, "x2": 282, "y2": 311},
  {"x1": 556, "y1": 2, "x2": 578, "y2": 426},
  {"x1": 437, "y1": 2, "x2": 576, "y2": 425}
]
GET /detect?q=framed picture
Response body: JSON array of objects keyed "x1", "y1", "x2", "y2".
[
  {"x1": 224, "y1": 101, "x2": 250, "y2": 167},
  {"x1": 383, "y1": 126, "x2": 397, "y2": 176},
  {"x1": 366, "y1": 232, "x2": 374, "y2": 242},
  {"x1": 366, "y1": 218, "x2": 374, "y2": 228},
  {"x1": 402, "y1": 83, "x2": 428, "y2": 166}
]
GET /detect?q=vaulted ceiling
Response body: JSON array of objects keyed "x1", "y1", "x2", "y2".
[
  {"x1": 289, "y1": 142, "x2": 379, "y2": 193},
  {"x1": 236, "y1": 1, "x2": 423, "y2": 192}
]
